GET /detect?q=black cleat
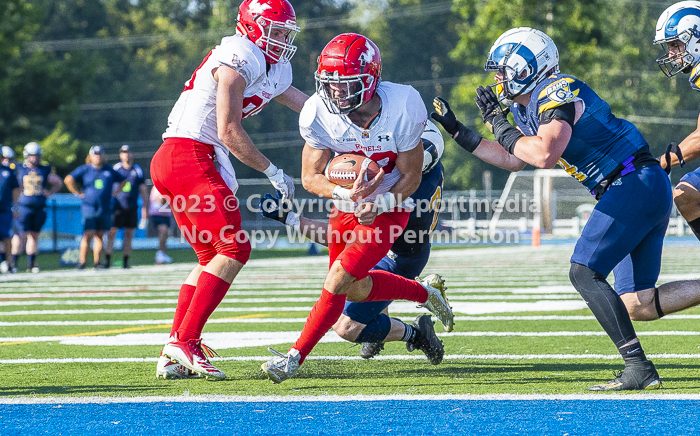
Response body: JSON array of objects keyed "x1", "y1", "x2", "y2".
[
  {"x1": 406, "y1": 314, "x2": 444, "y2": 365},
  {"x1": 360, "y1": 342, "x2": 384, "y2": 359},
  {"x1": 589, "y1": 360, "x2": 662, "y2": 391}
]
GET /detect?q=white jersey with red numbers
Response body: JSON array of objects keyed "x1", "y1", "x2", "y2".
[
  {"x1": 163, "y1": 34, "x2": 293, "y2": 194},
  {"x1": 299, "y1": 81, "x2": 427, "y2": 213}
]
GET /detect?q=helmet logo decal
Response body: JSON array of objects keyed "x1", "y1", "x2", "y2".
[
  {"x1": 361, "y1": 41, "x2": 376, "y2": 63},
  {"x1": 248, "y1": 0, "x2": 272, "y2": 14}
]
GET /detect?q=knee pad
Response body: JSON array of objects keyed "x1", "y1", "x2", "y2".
[
  {"x1": 569, "y1": 262, "x2": 606, "y2": 295},
  {"x1": 354, "y1": 313, "x2": 392, "y2": 344}
]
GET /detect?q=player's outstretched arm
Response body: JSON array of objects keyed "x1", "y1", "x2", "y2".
[
  {"x1": 273, "y1": 86, "x2": 309, "y2": 114},
  {"x1": 661, "y1": 112, "x2": 700, "y2": 170},
  {"x1": 431, "y1": 96, "x2": 525, "y2": 172},
  {"x1": 259, "y1": 192, "x2": 330, "y2": 246}
]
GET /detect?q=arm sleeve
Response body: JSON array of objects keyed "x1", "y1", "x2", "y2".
[
  {"x1": 396, "y1": 88, "x2": 428, "y2": 152},
  {"x1": 214, "y1": 37, "x2": 264, "y2": 87},
  {"x1": 299, "y1": 96, "x2": 331, "y2": 150}
]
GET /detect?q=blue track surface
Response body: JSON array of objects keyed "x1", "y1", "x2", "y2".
[{"x1": 3, "y1": 399, "x2": 699, "y2": 435}]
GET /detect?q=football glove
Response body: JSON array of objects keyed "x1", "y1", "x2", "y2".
[
  {"x1": 259, "y1": 191, "x2": 289, "y2": 224},
  {"x1": 430, "y1": 97, "x2": 460, "y2": 136},
  {"x1": 475, "y1": 85, "x2": 507, "y2": 133},
  {"x1": 267, "y1": 168, "x2": 295, "y2": 201}
]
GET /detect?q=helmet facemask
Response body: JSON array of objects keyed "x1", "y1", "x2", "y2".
[
  {"x1": 253, "y1": 17, "x2": 299, "y2": 64},
  {"x1": 655, "y1": 33, "x2": 696, "y2": 77},
  {"x1": 315, "y1": 71, "x2": 374, "y2": 114}
]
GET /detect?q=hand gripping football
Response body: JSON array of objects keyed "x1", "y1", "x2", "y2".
[{"x1": 326, "y1": 153, "x2": 381, "y2": 188}]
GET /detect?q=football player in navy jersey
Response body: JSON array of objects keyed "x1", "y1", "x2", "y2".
[
  {"x1": 0, "y1": 158, "x2": 19, "y2": 273},
  {"x1": 653, "y1": 1, "x2": 700, "y2": 241},
  {"x1": 65, "y1": 145, "x2": 127, "y2": 269},
  {"x1": 105, "y1": 145, "x2": 148, "y2": 269},
  {"x1": 259, "y1": 122, "x2": 446, "y2": 365},
  {"x1": 431, "y1": 27, "x2": 700, "y2": 391},
  {"x1": 11, "y1": 142, "x2": 63, "y2": 273}
]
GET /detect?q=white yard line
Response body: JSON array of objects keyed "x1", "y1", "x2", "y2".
[{"x1": 2, "y1": 353, "x2": 700, "y2": 365}]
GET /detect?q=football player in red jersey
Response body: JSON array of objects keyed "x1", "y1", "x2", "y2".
[
  {"x1": 261, "y1": 33, "x2": 454, "y2": 383},
  {"x1": 150, "y1": 0, "x2": 308, "y2": 381}
]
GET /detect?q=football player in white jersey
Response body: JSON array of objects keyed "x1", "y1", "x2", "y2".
[
  {"x1": 261, "y1": 33, "x2": 454, "y2": 383},
  {"x1": 150, "y1": 0, "x2": 308, "y2": 380}
]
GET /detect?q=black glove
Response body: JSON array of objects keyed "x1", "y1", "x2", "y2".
[
  {"x1": 430, "y1": 96, "x2": 460, "y2": 136},
  {"x1": 663, "y1": 142, "x2": 685, "y2": 175},
  {"x1": 259, "y1": 191, "x2": 290, "y2": 224},
  {"x1": 474, "y1": 85, "x2": 507, "y2": 133}
]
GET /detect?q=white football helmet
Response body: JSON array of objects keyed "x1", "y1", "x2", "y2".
[
  {"x1": 1, "y1": 146, "x2": 14, "y2": 159},
  {"x1": 24, "y1": 141, "x2": 42, "y2": 158},
  {"x1": 654, "y1": 1, "x2": 700, "y2": 78},
  {"x1": 484, "y1": 27, "x2": 560, "y2": 105},
  {"x1": 421, "y1": 120, "x2": 444, "y2": 174}
]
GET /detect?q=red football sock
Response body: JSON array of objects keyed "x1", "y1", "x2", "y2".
[
  {"x1": 170, "y1": 283, "x2": 196, "y2": 337},
  {"x1": 364, "y1": 270, "x2": 428, "y2": 303},
  {"x1": 177, "y1": 272, "x2": 230, "y2": 341},
  {"x1": 293, "y1": 289, "x2": 347, "y2": 363}
]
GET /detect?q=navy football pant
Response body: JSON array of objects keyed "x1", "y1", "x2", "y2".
[{"x1": 571, "y1": 166, "x2": 672, "y2": 295}]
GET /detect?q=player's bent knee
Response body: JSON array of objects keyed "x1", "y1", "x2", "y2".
[
  {"x1": 674, "y1": 183, "x2": 700, "y2": 217},
  {"x1": 333, "y1": 316, "x2": 363, "y2": 341}
]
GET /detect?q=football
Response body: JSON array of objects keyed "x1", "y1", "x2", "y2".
[{"x1": 326, "y1": 153, "x2": 381, "y2": 188}]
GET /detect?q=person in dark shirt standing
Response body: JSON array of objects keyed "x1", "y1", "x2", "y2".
[
  {"x1": 64, "y1": 145, "x2": 126, "y2": 269},
  {"x1": 0, "y1": 160, "x2": 19, "y2": 273},
  {"x1": 11, "y1": 142, "x2": 63, "y2": 273},
  {"x1": 105, "y1": 145, "x2": 148, "y2": 269}
]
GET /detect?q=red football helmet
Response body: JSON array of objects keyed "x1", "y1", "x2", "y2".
[
  {"x1": 315, "y1": 33, "x2": 382, "y2": 114},
  {"x1": 236, "y1": 0, "x2": 300, "y2": 64}
]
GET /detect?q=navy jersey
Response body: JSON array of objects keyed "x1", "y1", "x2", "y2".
[
  {"x1": 390, "y1": 162, "x2": 444, "y2": 256},
  {"x1": 17, "y1": 164, "x2": 52, "y2": 208},
  {"x1": 113, "y1": 163, "x2": 145, "y2": 209},
  {"x1": 0, "y1": 164, "x2": 19, "y2": 212},
  {"x1": 69, "y1": 164, "x2": 125, "y2": 218},
  {"x1": 512, "y1": 74, "x2": 648, "y2": 191}
]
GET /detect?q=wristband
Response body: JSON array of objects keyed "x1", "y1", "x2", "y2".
[
  {"x1": 374, "y1": 192, "x2": 397, "y2": 215},
  {"x1": 454, "y1": 123, "x2": 484, "y2": 153},
  {"x1": 492, "y1": 114, "x2": 524, "y2": 155},
  {"x1": 285, "y1": 211, "x2": 301, "y2": 231},
  {"x1": 263, "y1": 163, "x2": 278, "y2": 177},
  {"x1": 332, "y1": 185, "x2": 352, "y2": 201}
]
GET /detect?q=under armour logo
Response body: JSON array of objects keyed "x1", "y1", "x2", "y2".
[{"x1": 377, "y1": 135, "x2": 390, "y2": 142}]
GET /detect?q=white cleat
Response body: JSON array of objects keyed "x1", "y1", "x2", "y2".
[
  {"x1": 261, "y1": 347, "x2": 301, "y2": 384},
  {"x1": 155, "y1": 250, "x2": 173, "y2": 264},
  {"x1": 156, "y1": 354, "x2": 199, "y2": 379},
  {"x1": 162, "y1": 338, "x2": 226, "y2": 381},
  {"x1": 417, "y1": 274, "x2": 454, "y2": 332}
]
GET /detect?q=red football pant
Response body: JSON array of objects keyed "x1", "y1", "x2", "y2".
[
  {"x1": 150, "y1": 137, "x2": 251, "y2": 265},
  {"x1": 292, "y1": 208, "x2": 412, "y2": 361}
]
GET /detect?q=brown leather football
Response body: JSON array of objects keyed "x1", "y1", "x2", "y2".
[{"x1": 326, "y1": 153, "x2": 381, "y2": 188}]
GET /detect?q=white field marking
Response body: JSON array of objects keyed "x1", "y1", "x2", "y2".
[
  {"x1": 658, "y1": 273, "x2": 700, "y2": 281},
  {"x1": 3, "y1": 353, "x2": 700, "y2": 365},
  {"x1": 6, "y1": 314, "x2": 700, "y2": 327},
  {"x1": 0, "y1": 301, "x2": 590, "y2": 316},
  {"x1": 4, "y1": 330, "x2": 700, "y2": 349},
  {"x1": 3, "y1": 393, "x2": 700, "y2": 404},
  {"x1": 0, "y1": 295, "x2": 584, "y2": 306}
]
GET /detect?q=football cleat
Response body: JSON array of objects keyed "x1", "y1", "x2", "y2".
[
  {"x1": 162, "y1": 338, "x2": 226, "y2": 381},
  {"x1": 261, "y1": 347, "x2": 301, "y2": 383},
  {"x1": 588, "y1": 360, "x2": 662, "y2": 391},
  {"x1": 417, "y1": 274, "x2": 455, "y2": 332},
  {"x1": 406, "y1": 314, "x2": 444, "y2": 365},
  {"x1": 360, "y1": 342, "x2": 384, "y2": 359},
  {"x1": 155, "y1": 250, "x2": 173, "y2": 264},
  {"x1": 156, "y1": 354, "x2": 199, "y2": 379}
]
